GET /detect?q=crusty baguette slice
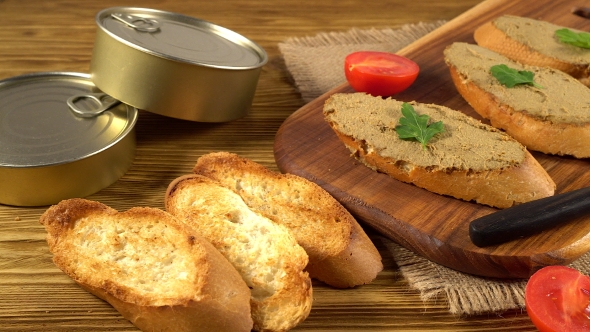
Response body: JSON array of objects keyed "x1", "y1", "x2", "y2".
[
  {"x1": 474, "y1": 15, "x2": 590, "y2": 86},
  {"x1": 323, "y1": 93, "x2": 555, "y2": 209},
  {"x1": 39, "y1": 198, "x2": 253, "y2": 332},
  {"x1": 444, "y1": 42, "x2": 590, "y2": 158},
  {"x1": 192, "y1": 151, "x2": 383, "y2": 288},
  {"x1": 165, "y1": 174, "x2": 312, "y2": 332}
]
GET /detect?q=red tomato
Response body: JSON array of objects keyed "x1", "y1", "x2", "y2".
[
  {"x1": 344, "y1": 51, "x2": 419, "y2": 97},
  {"x1": 525, "y1": 265, "x2": 590, "y2": 332}
]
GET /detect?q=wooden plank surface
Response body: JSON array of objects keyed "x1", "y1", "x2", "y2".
[
  {"x1": 274, "y1": 0, "x2": 590, "y2": 279},
  {"x1": 0, "y1": 0, "x2": 554, "y2": 330}
]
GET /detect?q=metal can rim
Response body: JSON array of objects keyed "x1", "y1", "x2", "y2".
[
  {"x1": 0, "y1": 71, "x2": 138, "y2": 168},
  {"x1": 95, "y1": 7, "x2": 268, "y2": 70}
]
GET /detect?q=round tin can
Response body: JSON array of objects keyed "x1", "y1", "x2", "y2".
[
  {"x1": 90, "y1": 7, "x2": 268, "y2": 122},
  {"x1": 0, "y1": 72, "x2": 137, "y2": 206}
]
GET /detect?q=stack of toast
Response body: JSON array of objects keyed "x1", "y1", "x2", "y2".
[{"x1": 40, "y1": 152, "x2": 383, "y2": 332}]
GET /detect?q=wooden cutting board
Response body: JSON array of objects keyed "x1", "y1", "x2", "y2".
[{"x1": 274, "y1": 0, "x2": 590, "y2": 278}]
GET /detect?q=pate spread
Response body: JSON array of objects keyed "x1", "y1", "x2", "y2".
[
  {"x1": 493, "y1": 15, "x2": 590, "y2": 65},
  {"x1": 323, "y1": 93, "x2": 526, "y2": 171},
  {"x1": 444, "y1": 42, "x2": 590, "y2": 124}
]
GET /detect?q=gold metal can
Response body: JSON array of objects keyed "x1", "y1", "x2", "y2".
[
  {"x1": 90, "y1": 7, "x2": 268, "y2": 122},
  {"x1": 0, "y1": 72, "x2": 137, "y2": 206}
]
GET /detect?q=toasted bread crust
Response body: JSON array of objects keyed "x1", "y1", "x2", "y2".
[
  {"x1": 166, "y1": 175, "x2": 312, "y2": 331},
  {"x1": 447, "y1": 59, "x2": 590, "y2": 159},
  {"x1": 304, "y1": 220, "x2": 383, "y2": 288},
  {"x1": 39, "y1": 198, "x2": 253, "y2": 332},
  {"x1": 474, "y1": 18, "x2": 590, "y2": 86},
  {"x1": 192, "y1": 152, "x2": 383, "y2": 288}
]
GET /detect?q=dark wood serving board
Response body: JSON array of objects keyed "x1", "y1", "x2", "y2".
[{"x1": 274, "y1": 0, "x2": 590, "y2": 278}]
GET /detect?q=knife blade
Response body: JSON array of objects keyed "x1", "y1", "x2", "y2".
[{"x1": 469, "y1": 186, "x2": 590, "y2": 247}]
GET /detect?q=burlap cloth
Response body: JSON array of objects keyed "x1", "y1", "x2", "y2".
[{"x1": 278, "y1": 22, "x2": 590, "y2": 315}]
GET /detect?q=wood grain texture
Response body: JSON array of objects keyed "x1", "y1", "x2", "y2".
[
  {"x1": 0, "y1": 0, "x2": 545, "y2": 330},
  {"x1": 275, "y1": 0, "x2": 590, "y2": 279}
]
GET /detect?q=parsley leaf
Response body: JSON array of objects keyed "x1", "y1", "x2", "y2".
[
  {"x1": 555, "y1": 28, "x2": 590, "y2": 49},
  {"x1": 490, "y1": 64, "x2": 543, "y2": 89},
  {"x1": 395, "y1": 102, "x2": 444, "y2": 150}
]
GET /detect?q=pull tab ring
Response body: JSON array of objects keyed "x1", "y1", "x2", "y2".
[
  {"x1": 111, "y1": 13, "x2": 161, "y2": 32},
  {"x1": 67, "y1": 93, "x2": 121, "y2": 118}
]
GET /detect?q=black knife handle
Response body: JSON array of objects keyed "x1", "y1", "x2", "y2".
[{"x1": 469, "y1": 186, "x2": 590, "y2": 247}]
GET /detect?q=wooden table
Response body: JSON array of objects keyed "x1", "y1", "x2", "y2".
[{"x1": 0, "y1": 0, "x2": 542, "y2": 330}]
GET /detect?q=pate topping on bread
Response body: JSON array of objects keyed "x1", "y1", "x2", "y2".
[
  {"x1": 444, "y1": 42, "x2": 590, "y2": 124},
  {"x1": 492, "y1": 15, "x2": 590, "y2": 65},
  {"x1": 323, "y1": 93, "x2": 555, "y2": 208},
  {"x1": 323, "y1": 92, "x2": 526, "y2": 172}
]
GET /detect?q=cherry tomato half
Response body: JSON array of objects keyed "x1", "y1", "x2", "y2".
[
  {"x1": 344, "y1": 51, "x2": 419, "y2": 97},
  {"x1": 525, "y1": 265, "x2": 590, "y2": 332}
]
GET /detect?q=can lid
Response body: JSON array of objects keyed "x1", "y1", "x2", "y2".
[
  {"x1": 96, "y1": 7, "x2": 268, "y2": 69},
  {"x1": 0, "y1": 72, "x2": 138, "y2": 168}
]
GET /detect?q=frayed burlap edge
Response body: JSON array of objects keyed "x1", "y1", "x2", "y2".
[
  {"x1": 280, "y1": 22, "x2": 446, "y2": 47},
  {"x1": 382, "y1": 239, "x2": 527, "y2": 315},
  {"x1": 278, "y1": 22, "x2": 445, "y2": 102}
]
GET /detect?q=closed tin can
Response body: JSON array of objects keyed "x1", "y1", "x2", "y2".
[
  {"x1": 0, "y1": 72, "x2": 137, "y2": 206},
  {"x1": 90, "y1": 7, "x2": 268, "y2": 122}
]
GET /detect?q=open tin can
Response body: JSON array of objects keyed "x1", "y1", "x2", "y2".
[
  {"x1": 90, "y1": 7, "x2": 268, "y2": 122},
  {"x1": 0, "y1": 72, "x2": 137, "y2": 206}
]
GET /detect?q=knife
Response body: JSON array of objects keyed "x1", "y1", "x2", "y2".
[{"x1": 469, "y1": 186, "x2": 590, "y2": 247}]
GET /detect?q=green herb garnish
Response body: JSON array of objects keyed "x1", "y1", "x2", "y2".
[
  {"x1": 395, "y1": 102, "x2": 444, "y2": 150},
  {"x1": 555, "y1": 28, "x2": 590, "y2": 49},
  {"x1": 490, "y1": 64, "x2": 543, "y2": 89}
]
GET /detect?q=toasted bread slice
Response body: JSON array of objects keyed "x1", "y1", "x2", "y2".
[
  {"x1": 474, "y1": 15, "x2": 590, "y2": 86},
  {"x1": 39, "y1": 198, "x2": 253, "y2": 332},
  {"x1": 165, "y1": 175, "x2": 312, "y2": 332},
  {"x1": 323, "y1": 93, "x2": 555, "y2": 209},
  {"x1": 444, "y1": 42, "x2": 590, "y2": 158},
  {"x1": 192, "y1": 152, "x2": 383, "y2": 288}
]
